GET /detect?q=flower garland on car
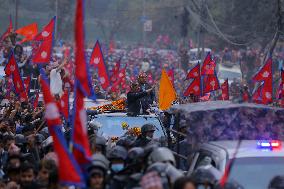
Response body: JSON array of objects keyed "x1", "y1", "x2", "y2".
[{"x1": 90, "y1": 98, "x2": 126, "y2": 112}]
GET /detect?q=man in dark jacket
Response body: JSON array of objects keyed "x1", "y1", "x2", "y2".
[
  {"x1": 137, "y1": 73, "x2": 155, "y2": 113},
  {"x1": 127, "y1": 82, "x2": 153, "y2": 116}
]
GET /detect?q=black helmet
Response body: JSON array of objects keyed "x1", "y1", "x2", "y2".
[
  {"x1": 148, "y1": 147, "x2": 176, "y2": 166},
  {"x1": 214, "y1": 180, "x2": 244, "y2": 189},
  {"x1": 141, "y1": 124, "x2": 155, "y2": 133},
  {"x1": 146, "y1": 162, "x2": 183, "y2": 186},
  {"x1": 191, "y1": 167, "x2": 217, "y2": 186},
  {"x1": 90, "y1": 154, "x2": 110, "y2": 171},
  {"x1": 107, "y1": 145, "x2": 128, "y2": 161},
  {"x1": 268, "y1": 175, "x2": 284, "y2": 189},
  {"x1": 126, "y1": 147, "x2": 144, "y2": 165}
]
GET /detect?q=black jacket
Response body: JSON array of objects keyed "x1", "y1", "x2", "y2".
[
  {"x1": 139, "y1": 83, "x2": 155, "y2": 111},
  {"x1": 127, "y1": 91, "x2": 148, "y2": 115}
]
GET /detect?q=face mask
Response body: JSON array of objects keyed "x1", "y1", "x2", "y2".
[{"x1": 111, "y1": 164, "x2": 124, "y2": 173}]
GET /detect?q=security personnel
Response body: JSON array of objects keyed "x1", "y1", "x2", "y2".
[
  {"x1": 132, "y1": 124, "x2": 156, "y2": 147},
  {"x1": 137, "y1": 72, "x2": 155, "y2": 113},
  {"x1": 127, "y1": 82, "x2": 153, "y2": 116}
]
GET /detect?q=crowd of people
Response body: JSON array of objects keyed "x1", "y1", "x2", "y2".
[{"x1": 1, "y1": 21, "x2": 284, "y2": 189}]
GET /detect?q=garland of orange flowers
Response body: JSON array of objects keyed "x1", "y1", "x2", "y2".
[{"x1": 90, "y1": 98, "x2": 126, "y2": 112}]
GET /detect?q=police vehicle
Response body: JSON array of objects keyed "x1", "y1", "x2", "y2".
[{"x1": 188, "y1": 140, "x2": 284, "y2": 189}]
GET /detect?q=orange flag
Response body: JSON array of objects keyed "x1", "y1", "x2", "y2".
[
  {"x1": 159, "y1": 69, "x2": 177, "y2": 110},
  {"x1": 15, "y1": 23, "x2": 38, "y2": 43}
]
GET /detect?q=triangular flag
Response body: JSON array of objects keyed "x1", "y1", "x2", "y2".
[
  {"x1": 90, "y1": 40, "x2": 110, "y2": 90},
  {"x1": 203, "y1": 74, "x2": 220, "y2": 94},
  {"x1": 252, "y1": 58, "x2": 273, "y2": 82},
  {"x1": 186, "y1": 63, "x2": 200, "y2": 79},
  {"x1": 201, "y1": 53, "x2": 215, "y2": 75},
  {"x1": 74, "y1": 0, "x2": 95, "y2": 99},
  {"x1": 59, "y1": 90, "x2": 69, "y2": 121},
  {"x1": 15, "y1": 23, "x2": 38, "y2": 43},
  {"x1": 159, "y1": 69, "x2": 176, "y2": 110},
  {"x1": 40, "y1": 76, "x2": 85, "y2": 187},
  {"x1": 32, "y1": 17, "x2": 55, "y2": 64},
  {"x1": 33, "y1": 92, "x2": 39, "y2": 109}
]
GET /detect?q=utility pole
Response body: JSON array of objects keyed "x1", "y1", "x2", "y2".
[
  {"x1": 142, "y1": 0, "x2": 146, "y2": 45},
  {"x1": 15, "y1": 0, "x2": 18, "y2": 29},
  {"x1": 55, "y1": 0, "x2": 58, "y2": 40}
]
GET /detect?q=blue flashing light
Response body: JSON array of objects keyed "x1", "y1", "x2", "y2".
[{"x1": 257, "y1": 140, "x2": 281, "y2": 150}]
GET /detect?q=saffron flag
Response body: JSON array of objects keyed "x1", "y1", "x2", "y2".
[
  {"x1": 219, "y1": 79, "x2": 229, "y2": 100},
  {"x1": 90, "y1": 40, "x2": 110, "y2": 90},
  {"x1": 15, "y1": 23, "x2": 38, "y2": 43},
  {"x1": 159, "y1": 69, "x2": 177, "y2": 110},
  {"x1": 40, "y1": 76, "x2": 85, "y2": 187},
  {"x1": 74, "y1": 0, "x2": 95, "y2": 99}
]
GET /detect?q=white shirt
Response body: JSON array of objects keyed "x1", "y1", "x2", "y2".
[{"x1": 50, "y1": 69, "x2": 63, "y2": 95}]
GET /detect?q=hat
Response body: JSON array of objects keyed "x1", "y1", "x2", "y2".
[{"x1": 89, "y1": 167, "x2": 104, "y2": 177}]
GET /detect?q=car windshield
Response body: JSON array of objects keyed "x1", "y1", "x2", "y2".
[
  {"x1": 229, "y1": 157, "x2": 284, "y2": 189},
  {"x1": 219, "y1": 70, "x2": 241, "y2": 80},
  {"x1": 92, "y1": 115, "x2": 164, "y2": 139}
]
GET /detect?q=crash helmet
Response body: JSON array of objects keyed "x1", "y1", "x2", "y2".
[
  {"x1": 126, "y1": 147, "x2": 144, "y2": 165},
  {"x1": 107, "y1": 145, "x2": 128, "y2": 161},
  {"x1": 90, "y1": 153, "x2": 110, "y2": 171},
  {"x1": 148, "y1": 147, "x2": 176, "y2": 166},
  {"x1": 268, "y1": 175, "x2": 284, "y2": 189},
  {"x1": 191, "y1": 167, "x2": 217, "y2": 186},
  {"x1": 141, "y1": 124, "x2": 156, "y2": 134}
]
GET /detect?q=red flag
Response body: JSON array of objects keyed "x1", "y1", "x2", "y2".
[
  {"x1": 252, "y1": 84, "x2": 263, "y2": 104},
  {"x1": 220, "y1": 140, "x2": 242, "y2": 187},
  {"x1": 40, "y1": 76, "x2": 85, "y2": 187},
  {"x1": 200, "y1": 93, "x2": 211, "y2": 101},
  {"x1": 59, "y1": 90, "x2": 69, "y2": 121},
  {"x1": 167, "y1": 69, "x2": 174, "y2": 84},
  {"x1": 243, "y1": 91, "x2": 250, "y2": 102},
  {"x1": 33, "y1": 92, "x2": 39, "y2": 108},
  {"x1": 15, "y1": 23, "x2": 38, "y2": 43},
  {"x1": 34, "y1": 17, "x2": 55, "y2": 41},
  {"x1": 72, "y1": 87, "x2": 92, "y2": 166},
  {"x1": 0, "y1": 16, "x2": 13, "y2": 42},
  {"x1": 148, "y1": 73, "x2": 154, "y2": 85},
  {"x1": 74, "y1": 0, "x2": 95, "y2": 99},
  {"x1": 110, "y1": 66, "x2": 126, "y2": 92},
  {"x1": 4, "y1": 53, "x2": 25, "y2": 95},
  {"x1": 32, "y1": 17, "x2": 55, "y2": 64},
  {"x1": 252, "y1": 58, "x2": 273, "y2": 82},
  {"x1": 186, "y1": 64, "x2": 200, "y2": 79},
  {"x1": 109, "y1": 40, "x2": 115, "y2": 54},
  {"x1": 184, "y1": 78, "x2": 201, "y2": 96},
  {"x1": 19, "y1": 91, "x2": 28, "y2": 102},
  {"x1": 110, "y1": 60, "x2": 121, "y2": 83},
  {"x1": 90, "y1": 40, "x2": 110, "y2": 90},
  {"x1": 203, "y1": 74, "x2": 220, "y2": 94},
  {"x1": 201, "y1": 53, "x2": 215, "y2": 75},
  {"x1": 219, "y1": 79, "x2": 229, "y2": 100},
  {"x1": 24, "y1": 76, "x2": 31, "y2": 95},
  {"x1": 277, "y1": 70, "x2": 284, "y2": 99}
]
